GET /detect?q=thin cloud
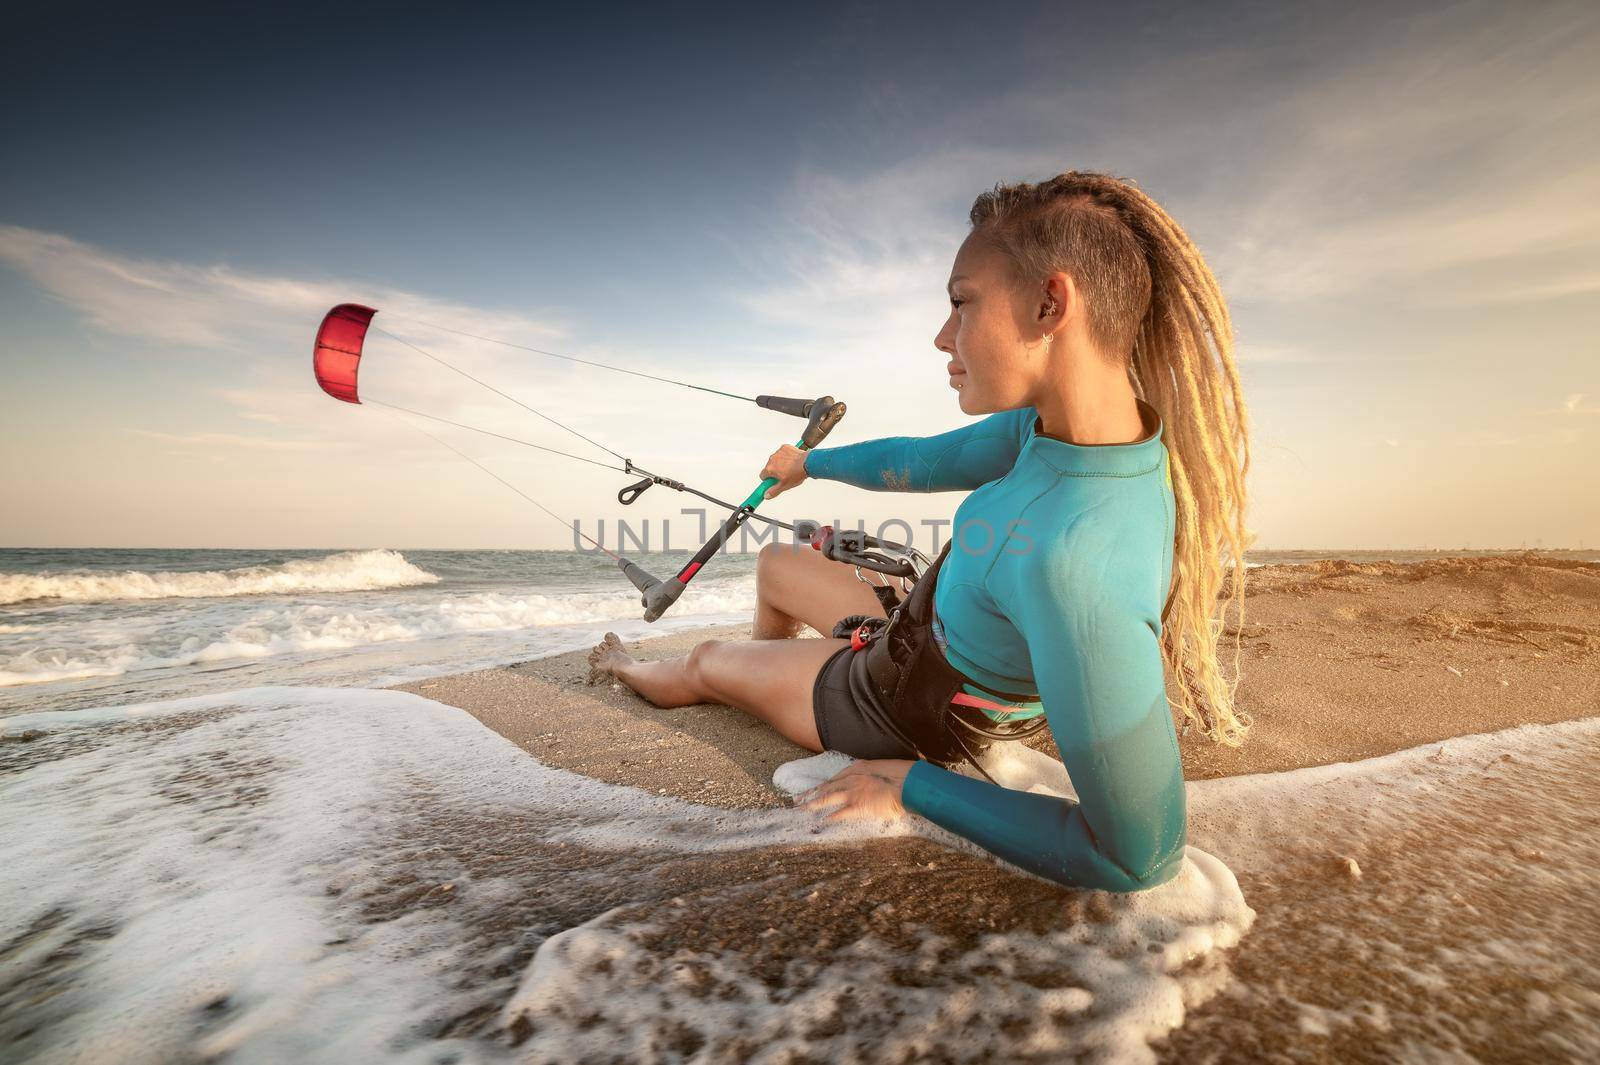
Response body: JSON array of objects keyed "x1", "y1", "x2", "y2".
[
  {"x1": 0, "y1": 223, "x2": 570, "y2": 357},
  {"x1": 733, "y1": 1, "x2": 1600, "y2": 353},
  {"x1": 1185, "y1": 7, "x2": 1600, "y2": 306},
  {"x1": 0, "y1": 224, "x2": 682, "y2": 466},
  {"x1": 132, "y1": 429, "x2": 317, "y2": 451},
  {"x1": 1455, "y1": 424, "x2": 1588, "y2": 447},
  {"x1": 1562, "y1": 393, "x2": 1600, "y2": 416}
]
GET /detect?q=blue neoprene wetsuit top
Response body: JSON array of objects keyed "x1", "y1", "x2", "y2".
[{"x1": 803, "y1": 398, "x2": 1186, "y2": 892}]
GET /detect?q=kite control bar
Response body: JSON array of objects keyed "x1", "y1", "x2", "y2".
[
  {"x1": 617, "y1": 395, "x2": 846, "y2": 622},
  {"x1": 613, "y1": 394, "x2": 841, "y2": 507}
]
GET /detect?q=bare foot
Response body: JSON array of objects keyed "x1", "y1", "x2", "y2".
[{"x1": 586, "y1": 632, "x2": 634, "y2": 686}]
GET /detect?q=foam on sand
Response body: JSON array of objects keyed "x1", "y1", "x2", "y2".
[
  {"x1": 3, "y1": 691, "x2": 1596, "y2": 1062},
  {"x1": 1, "y1": 687, "x2": 1251, "y2": 1064},
  {"x1": 499, "y1": 849, "x2": 1250, "y2": 1063}
]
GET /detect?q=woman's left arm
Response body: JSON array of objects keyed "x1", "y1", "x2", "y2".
[{"x1": 898, "y1": 559, "x2": 1188, "y2": 893}]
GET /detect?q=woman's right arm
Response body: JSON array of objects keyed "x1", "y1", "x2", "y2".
[
  {"x1": 899, "y1": 536, "x2": 1187, "y2": 892},
  {"x1": 763, "y1": 408, "x2": 1031, "y2": 496}
]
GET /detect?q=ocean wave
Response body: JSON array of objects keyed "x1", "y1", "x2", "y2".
[
  {"x1": 0, "y1": 549, "x2": 440, "y2": 606},
  {"x1": 0, "y1": 579, "x2": 757, "y2": 688}
]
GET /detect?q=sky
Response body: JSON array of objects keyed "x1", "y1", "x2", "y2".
[{"x1": 2, "y1": 0, "x2": 1597, "y2": 551}]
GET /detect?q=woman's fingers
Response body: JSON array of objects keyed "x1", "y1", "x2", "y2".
[
  {"x1": 798, "y1": 774, "x2": 857, "y2": 808},
  {"x1": 799, "y1": 787, "x2": 849, "y2": 812},
  {"x1": 759, "y1": 444, "x2": 807, "y2": 499}
]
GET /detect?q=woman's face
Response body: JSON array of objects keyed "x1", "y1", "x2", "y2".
[{"x1": 934, "y1": 233, "x2": 1048, "y2": 416}]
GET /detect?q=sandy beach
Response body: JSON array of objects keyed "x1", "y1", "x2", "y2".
[
  {"x1": 398, "y1": 552, "x2": 1600, "y2": 803},
  {"x1": 377, "y1": 552, "x2": 1600, "y2": 1061},
  {"x1": 5, "y1": 553, "x2": 1596, "y2": 1064}
]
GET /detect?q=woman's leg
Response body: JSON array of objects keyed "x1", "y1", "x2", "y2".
[
  {"x1": 751, "y1": 540, "x2": 899, "y2": 639},
  {"x1": 588, "y1": 632, "x2": 847, "y2": 751}
]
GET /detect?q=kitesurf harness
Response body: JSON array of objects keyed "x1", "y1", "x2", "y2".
[
  {"x1": 805, "y1": 525, "x2": 1178, "y2": 787},
  {"x1": 311, "y1": 303, "x2": 845, "y2": 622},
  {"x1": 797, "y1": 528, "x2": 1036, "y2": 785}
]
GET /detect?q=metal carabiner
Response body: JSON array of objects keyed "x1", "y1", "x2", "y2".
[{"x1": 853, "y1": 564, "x2": 880, "y2": 587}]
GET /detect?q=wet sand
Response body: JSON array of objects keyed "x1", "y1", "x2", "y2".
[{"x1": 396, "y1": 552, "x2": 1600, "y2": 804}]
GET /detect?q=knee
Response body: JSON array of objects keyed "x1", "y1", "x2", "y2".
[
  {"x1": 756, "y1": 540, "x2": 808, "y2": 594},
  {"x1": 683, "y1": 639, "x2": 725, "y2": 690},
  {"x1": 755, "y1": 541, "x2": 786, "y2": 585}
]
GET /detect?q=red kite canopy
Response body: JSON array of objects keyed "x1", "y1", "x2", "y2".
[{"x1": 313, "y1": 304, "x2": 376, "y2": 404}]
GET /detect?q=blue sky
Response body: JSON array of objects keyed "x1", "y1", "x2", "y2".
[{"x1": 3, "y1": 1, "x2": 1597, "y2": 549}]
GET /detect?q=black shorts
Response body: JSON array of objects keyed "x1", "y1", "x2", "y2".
[{"x1": 811, "y1": 644, "x2": 923, "y2": 760}]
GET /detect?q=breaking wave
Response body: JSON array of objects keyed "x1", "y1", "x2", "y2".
[
  {"x1": 0, "y1": 550, "x2": 440, "y2": 605},
  {"x1": 0, "y1": 579, "x2": 758, "y2": 689}
]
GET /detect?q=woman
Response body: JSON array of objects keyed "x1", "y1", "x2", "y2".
[{"x1": 589, "y1": 170, "x2": 1252, "y2": 893}]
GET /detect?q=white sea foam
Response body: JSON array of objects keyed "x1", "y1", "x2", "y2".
[
  {"x1": 4, "y1": 689, "x2": 1594, "y2": 1062},
  {"x1": 499, "y1": 848, "x2": 1251, "y2": 1064},
  {"x1": 0, "y1": 576, "x2": 758, "y2": 690},
  {"x1": 0, "y1": 687, "x2": 1252, "y2": 1064},
  {"x1": 0, "y1": 688, "x2": 755, "y2": 1063},
  {"x1": 0, "y1": 549, "x2": 441, "y2": 605}
]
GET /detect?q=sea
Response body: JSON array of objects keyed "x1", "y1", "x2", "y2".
[
  {"x1": 0, "y1": 548, "x2": 771, "y2": 718},
  {"x1": 2, "y1": 546, "x2": 1597, "y2": 1063}
]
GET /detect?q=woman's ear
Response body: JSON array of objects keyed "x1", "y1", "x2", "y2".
[{"x1": 1039, "y1": 274, "x2": 1071, "y2": 326}]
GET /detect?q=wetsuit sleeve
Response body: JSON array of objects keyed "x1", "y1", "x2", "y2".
[
  {"x1": 802, "y1": 409, "x2": 1026, "y2": 492},
  {"x1": 900, "y1": 555, "x2": 1187, "y2": 892}
]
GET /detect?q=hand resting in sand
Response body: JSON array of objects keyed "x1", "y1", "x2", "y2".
[{"x1": 796, "y1": 759, "x2": 916, "y2": 822}]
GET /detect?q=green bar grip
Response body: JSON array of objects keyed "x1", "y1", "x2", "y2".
[
  {"x1": 744, "y1": 478, "x2": 779, "y2": 509},
  {"x1": 743, "y1": 453, "x2": 795, "y2": 508}
]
